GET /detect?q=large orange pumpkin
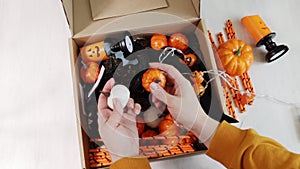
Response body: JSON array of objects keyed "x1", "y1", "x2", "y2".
[{"x1": 217, "y1": 39, "x2": 254, "y2": 76}]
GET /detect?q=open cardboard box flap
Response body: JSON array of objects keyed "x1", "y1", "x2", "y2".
[
  {"x1": 90, "y1": 0, "x2": 168, "y2": 21},
  {"x1": 61, "y1": 0, "x2": 201, "y2": 39}
]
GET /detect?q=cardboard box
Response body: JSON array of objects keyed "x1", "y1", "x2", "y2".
[{"x1": 61, "y1": 0, "x2": 233, "y2": 168}]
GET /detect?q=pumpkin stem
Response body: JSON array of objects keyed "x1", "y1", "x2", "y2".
[
  {"x1": 235, "y1": 46, "x2": 242, "y2": 56},
  {"x1": 154, "y1": 79, "x2": 161, "y2": 83}
]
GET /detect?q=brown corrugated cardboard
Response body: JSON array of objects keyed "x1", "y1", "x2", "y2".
[
  {"x1": 192, "y1": 0, "x2": 200, "y2": 16},
  {"x1": 90, "y1": 0, "x2": 168, "y2": 21},
  {"x1": 62, "y1": 0, "x2": 201, "y2": 38}
]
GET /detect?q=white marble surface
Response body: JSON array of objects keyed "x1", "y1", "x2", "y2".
[{"x1": 0, "y1": 0, "x2": 299, "y2": 169}]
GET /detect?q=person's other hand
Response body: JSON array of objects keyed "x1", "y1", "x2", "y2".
[
  {"x1": 98, "y1": 78, "x2": 141, "y2": 162},
  {"x1": 149, "y1": 63, "x2": 219, "y2": 147}
]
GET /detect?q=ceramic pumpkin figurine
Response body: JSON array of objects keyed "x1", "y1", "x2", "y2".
[
  {"x1": 80, "y1": 41, "x2": 109, "y2": 63},
  {"x1": 142, "y1": 68, "x2": 167, "y2": 92},
  {"x1": 151, "y1": 34, "x2": 168, "y2": 50},
  {"x1": 217, "y1": 39, "x2": 254, "y2": 76},
  {"x1": 80, "y1": 62, "x2": 100, "y2": 83}
]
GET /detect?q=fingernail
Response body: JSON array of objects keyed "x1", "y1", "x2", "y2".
[
  {"x1": 135, "y1": 104, "x2": 141, "y2": 115},
  {"x1": 150, "y1": 82, "x2": 159, "y2": 90},
  {"x1": 127, "y1": 98, "x2": 134, "y2": 109}
]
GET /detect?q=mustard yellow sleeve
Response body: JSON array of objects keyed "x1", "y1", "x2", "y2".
[
  {"x1": 110, "y1": 157, "x2": 151, "y2": 169},
  {"x1": 206, "y1": 121, "x2": 300, "y2": 169}
]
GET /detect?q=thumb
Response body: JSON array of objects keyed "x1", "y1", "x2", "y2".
[
  {"x1": 106, "y1": 99, "x2": 123, "y2": 129},
  {"x1": 150, "y1": 82, "x2": 174, "y2": 105}
]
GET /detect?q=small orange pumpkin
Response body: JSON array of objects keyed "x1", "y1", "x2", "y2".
[
  {"x1": 142, "y1": 69, "x2": 167, "y2": 92},
  {"x1": 158, "y1": 119, "x2": 175, "y2": 134},
  {"x1": 184, "y1": 53, "x2": 197, "y2": 67},
  {"x1": 217, "y1": 39, "x2": 254, "y2": 76},
  {"x1": 158, "y1": 118, "x2": 181, "y2": 145},
  {"x1": 151, "y1": 34, "x2": 168, "y2": 50},
  {"x1": 80, "y1": 62, "x2": 100, "y2": 83},
  {"x1": 168, "y1": 33, "x2": 189, "y2": 52}
]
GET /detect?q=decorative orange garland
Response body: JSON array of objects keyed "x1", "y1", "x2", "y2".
[
  {"x1": 88, "y1": 136, "x2": 197, "y2": 168},
  {"x1": 208, "y1": 20, "x2": 255, "y2": 119}
]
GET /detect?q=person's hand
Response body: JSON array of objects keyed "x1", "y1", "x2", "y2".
[
  {"x1": 149, "y1": 63, "x2": 219, "y2": 147},
  {"x1": 97, "y1": 78, "x2": 141, "y2": 162}
]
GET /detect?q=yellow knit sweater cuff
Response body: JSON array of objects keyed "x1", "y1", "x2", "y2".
[
  {"x1": 110, "y1": 157, "x2": 151, "y2": 169},
  {"x1": 206, "y1": 121, "x2": 247, "y2": 167}
]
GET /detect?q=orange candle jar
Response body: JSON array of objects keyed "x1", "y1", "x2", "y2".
[
  {"x1": 241, "y1": 15, "x2": 273, "y2": 44},
  {"x1": 241, "y1": 15, "x2": 289, "y2": 62}
]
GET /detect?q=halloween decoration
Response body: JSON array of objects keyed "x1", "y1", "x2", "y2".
[
  {"x1": 151, "y1": 34, "x2": 168, "y2": 50},
  {"x1": 168, "y1": 33, "x2": 189, "y2": 52},
  {"x1": 184, "y1": 53, "x2": 197, "y2": 67},
  {"x1": 142, "y1": 68, "x2": 167, "y2": 92},
  {"x1": 241, "y1": 15, "x2": 289, "y2": 62},
  {"x1": 80, "y1": 41, "x2": 109, "y2": 63},
  {"x1": 190, "y1": 71, "x2": 206, "y2": 96},
  {"x1": 217, "y1": 39, "x2": 254, "y2": 76},
  {"x1": 80, "y1": 62, "x2": 101, "y2": 83}
]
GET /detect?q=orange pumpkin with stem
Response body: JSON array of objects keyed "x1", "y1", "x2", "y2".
[
  {"x1": 217, "y1": 39, "x2": 254, "y2": 76},
  {"x1": 142, "y1": 69, "x2": 167, "y2": 92}
]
